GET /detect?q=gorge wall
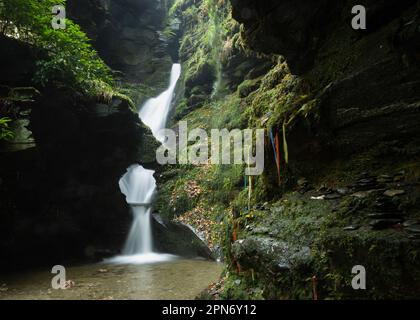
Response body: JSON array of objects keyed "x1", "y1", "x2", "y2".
[
  {"x1": 0, "y1": 0, "x2": 173, "y2": 270},
  {"x1": 156, "y1": 0, "x2": 420, "y2": 299}
]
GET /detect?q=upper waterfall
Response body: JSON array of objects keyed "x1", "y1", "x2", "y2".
[{"x1": 139, "y1": 64, "x2": 182, "y2": 142}]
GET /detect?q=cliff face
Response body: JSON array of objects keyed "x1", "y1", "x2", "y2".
[
  {"x1": 0, "y1": 34, "x2": 158, "y2": 270},
  {"x1": 230, "y1": 0, "x2": 420, "y2": 158},
  {"x1": 220, "y1": 0, "x2": 420, "y2": 299},
  {"x1": 155, "y1": 0, "x2": 420, "y2": 299},
  {"x1": 0, "y1": 0, "x2": 168, "y2": 269},
  {"x1": 67, "y1": 0, "x2": 173, "y2": 89}
]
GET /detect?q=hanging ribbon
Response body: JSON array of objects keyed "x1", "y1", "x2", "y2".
[
  {"x1": 247, "y1": 145, "x2": 252, "y2": 210},
  {"x1": 269, "y1": 128, "x2": 278, "y2": 164},
  {"x1": 248, "y1": 175, "x2": 252, "y2": 210},
  {"x1": 269, "y1": 127, "x2": 282, "y2": 186},
  {"x1": 283, "y1": 120, "x2": 289, "y2": 164},
  {"x1": 275, "y1": 132, "x2": 281, "y2": 186}
]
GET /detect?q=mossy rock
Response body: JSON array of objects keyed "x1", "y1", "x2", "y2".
[{"x1": 237, "y1": 79, "x2": 261, "y2": 98}]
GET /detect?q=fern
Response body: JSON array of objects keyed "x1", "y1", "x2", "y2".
[{"x1": 0, "y1": 117, "x2": 14, "y2": 141}]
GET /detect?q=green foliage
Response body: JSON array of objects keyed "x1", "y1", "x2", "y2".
[
  {"x1": 0, "y1": 117, "x2": 14, "y2": 141},
  {"x1": 0, "y1": 0, "x2": 112, "y2": 96},
  {"x1": 204, "y1": 164, "x2": 243, "y2": 205}
]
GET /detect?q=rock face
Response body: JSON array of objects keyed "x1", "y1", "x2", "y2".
[
  {"x1": 230, "y1": 0, "x2": 420, "y2": 166},
  {"x1": 67, "y1": 0, "x2": 173, "y2": 87},
  {"x1": 0, "y1": 34, "x2": 158, "y2": 271},
  {"x1": 231, "y1": 0, "x2": 419, "y2": 74},
  {"x1": 152, "y1": 214, "x2": 213, "y2": 259},
  {"x1": 169, "y1": 0, "x2": 272, "y2": 121},
  {"x1": 0, "y1": 87, "x2": 157, "y2": 270},
  {"x1": 232, "y1": 237, "x2": 311, "y2": 274},
  {"x1": 200, "y1": 0, "x2": 420, "y2": 299}
]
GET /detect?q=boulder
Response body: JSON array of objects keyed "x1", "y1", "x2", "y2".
[{"x1": 152, "y1": 214, "x2": 214, "y2": 260}]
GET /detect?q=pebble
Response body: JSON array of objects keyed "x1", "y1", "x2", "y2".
[{"x1": 63, "y1": 280, "x2": 75, "y2": 289}]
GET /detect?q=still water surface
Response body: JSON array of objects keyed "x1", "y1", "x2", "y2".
[{"x1": 0, "y1": 258, "x2": 222, "y2": 300}]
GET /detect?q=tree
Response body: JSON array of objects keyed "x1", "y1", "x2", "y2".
[{"x1": 0, "y1": 0, "x2": 113, "y2": 96}]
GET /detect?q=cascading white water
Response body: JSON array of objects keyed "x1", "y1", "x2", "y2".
[
  {"x1": 108, "y1": 64, "x2": 181, "y2": 265},
  {"x1": 119, "y1": 165, "x2": 156, "y2": 254},
  {"x1": 140, "y1": 64, "x2": 181, "y2": 142}
]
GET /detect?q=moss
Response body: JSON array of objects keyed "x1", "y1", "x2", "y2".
[
  {"x1": 237, "y1": 78, "x2": 261, "y2": 98},
  {"x1": 220, "y1": 271, "x2": 265, "y2": 300}
]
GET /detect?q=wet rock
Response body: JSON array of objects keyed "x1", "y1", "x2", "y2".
[
  {"x1": 343, "y1": 225, "x2": 360, "y2": 231},
  {"x1": 377, "y1": 174, "x2": 393, "y2": 183},
  {"x1": 152, "y1": 214, "x2": 213, "y2": 260},
  {"x1": 374, "y1": 198, "x2": 398, "y2": 212},
  {"x1": 67, "y1": 0, "x2": 173, "y2": 86},
  {"x1": 232, "y1": 236, "x2": 311, "y2": 274},
  {"x1": 337, "y1": 187, "x2": 350, "y2": 195},
  {"x1": 277, "y1": 263, "x2": 291, "y2": 271},
  {"x1": 317, "y1": 185, "x2": 332, "y2": 193},
  {"x1": 370, "y1": 219, "x2": 402, "y2": 230},
  {"x1": 403, "y1": 220, "x2": 420, "y2": 227},
  {"x1": 367, "y1": 212, "x2": 404, "y2": 219},
  {"x1": 405, "y1": 225, "x2": 420, "y2": 234},
  {"x1": 324, "y1": 193, "x2": 342, "y2": 200},
  {"x1": 351, "y1": 191, "x2": 371, "y2": 198},
  {"x1": 384, "y1": 189, "x2": 406, "y2": 197},
  {"x1": 355, "y1": 178, "x2": 378, "y2": 191}
]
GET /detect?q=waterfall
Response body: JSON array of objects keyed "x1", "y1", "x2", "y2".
[
  {"x1": 139, "y1": 64, "x2": 182, "y2": 142},
  {"x1": 108, "y1": 64, "x2": 181, "y2": 265},
  {"x1": 119, "y1": 165, "x2": 155, "y2": 254}
]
